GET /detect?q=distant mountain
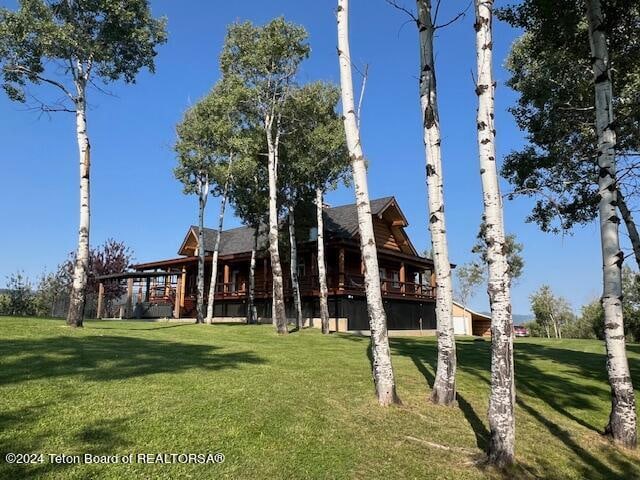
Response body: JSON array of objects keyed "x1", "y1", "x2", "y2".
[{"x1": 480, "y1": 312, "x2": 533, "y2": 326}]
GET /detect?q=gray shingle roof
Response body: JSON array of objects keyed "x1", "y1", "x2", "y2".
[{"x1": 191, "y1": 196, "x2": 395, "y2": 256}]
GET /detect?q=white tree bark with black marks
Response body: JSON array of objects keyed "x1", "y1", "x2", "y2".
[
  {"x1": 266, "y1": 113, "x2": 288, "y2": 334},
  {"x1": 205, "y1": 160, "x2": 233, "y2": 324},
  {"x1": 586, "y1": 0, "x2": 637, "y2": 449},
  {"x1": 474, "y1": 0, "x2": 515, "y2": 466},
  {"x1": 247, "y1": 227, "x2": 258, "y2": 324},
  {"x1": 195, "y1": 174, "x2": 209, "y2": 324},
  {"x1": 288, "y1": 204, "x2": 303, "y2": 329},
  {"x1": 67, "y1": 74, "x2": 90, "y2": 328},
  {"x1": 416, "y1": 0, "x2": 457, "y2": 406},
  {"x1": 316, "y1": 188, "x2": 331, "y2": 334},
  {"x1": 337, "y1": 0, "x2": 399, "y2": 406}
]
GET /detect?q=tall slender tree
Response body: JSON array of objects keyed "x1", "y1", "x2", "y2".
[
  {"x1": 413, "y1": 0, "x2": 457, "y2": 406},
  {"x1": 473, "y1": 0, "x2": 515, "y2": 466},
  {"x1": 337, "y1": 0, "x2": 399, "y2": 406},
  {"x1": 174, "y1": 107, "x2": 213, "y2": 324},
  {"x1": 201, "y1": 78, "x2": 248, "y2": 325},
  {"x1": 0, "y1": 0, "x2": 166, "y2": 327},
  {"x1": 220, "y1": 18, "x2": 309, "y2": 335},
  {"x1": 281, "y1": 82, "x2": 348, "y2": 333},
  {"x1": 586, "y1": 0, "x2": 637, "y2": 448},
  {"x1": 227, "y1": 137, "x2": 269, "y2": 325}
]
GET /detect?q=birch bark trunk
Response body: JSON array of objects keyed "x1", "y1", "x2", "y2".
[
  {"x1": 247, "y1": 227, "x2": 258, "y2": 324},
  {"x1": 316, "y1": 188, "x2": 331, "y2": 334},
  {"x1": 474, "y1": 0, "x2": 515, "y2": 466},
  {"x1": 337, "y1": 0, "x2": 399, "y2": 406},
  {"x1": 196, "y1": 175, "x2": 209, "y2": 324},
  {"x1": 67, "y1": 78, "x2": 91, "y2": 328},
  {"x1": 205, "y1": 161, "x2": 233, "y2": 324},
  {"x1": 288, "y1": 205, "x2": 303, "y2": 330},
  {"x1": 266, "y1": 115, "x2": 288, "y2": 334},
  {"x1": 617, "y1": 189, "x2": 640, "y2": 270},
  {"x1": 586, "y1": 0, "x2": 637, "y2": 448},
  {"x1": 416, "y1": 0, "x2": 457, "y2": 406}
]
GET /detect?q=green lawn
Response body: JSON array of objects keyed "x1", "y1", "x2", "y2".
[{"x1": 0, "y1": 318, "x2": 639, "y2": 479}]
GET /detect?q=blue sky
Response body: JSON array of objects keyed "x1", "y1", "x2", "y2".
[{"x1": 0, "y1": 0, "x2": 612, "y2": 314}]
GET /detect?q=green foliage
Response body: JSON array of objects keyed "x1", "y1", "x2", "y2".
[
  {"x1": 0, "y1": 0, "x2": 167, "y2": 105},
  {"x1": 563, "y1": 300, "x2": 602, "y2": 340},
  {"x1": 32, "y1": 268, "x2": 68, "y2": 318},
  {"x1": 471, "y1": 222, "x2": 525, "y2": 283},
  {"x1": 280, "y1": 81, "x2": 349, "y2": 199},
  {"x1": 555, "y1": 267, "x2": 640, "y2": 341},
  {"x1": 529, "y1": 285, "x2": 574, "y2": 338},
  {"x1": 497, "y1": 0, "x2": 640, "y2": 233},
  {"x1": 219, "y1": 17, "x2": 309, "y2": 118},
  {"x1": 454, "y1": 262, "x2": 484, "y2": 305},
  {"x1": 2, "y1": 271, "x2": 35, "y2": 316},
  {"x1": 174, "y1": 77, "x2": 248, "y2": 196},
  {"x1": 226, "y1": 141, "x2": 270, "y2": 229}
]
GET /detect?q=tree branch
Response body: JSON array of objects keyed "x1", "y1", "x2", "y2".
[{"x1": 5, "y1": 64, "x2": 75, "y2": 101}]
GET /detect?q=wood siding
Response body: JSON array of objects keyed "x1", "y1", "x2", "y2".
[{"x1": 373, "y1": 218, "x2": 401, "y2": 252}]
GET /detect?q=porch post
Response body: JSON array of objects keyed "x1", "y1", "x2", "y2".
[
  {"x1": 96, "y1": 282, "x2": 104, "y2": 319},
  {"x1": 400, "y1": 262, "x2": 406, "y2": 295},
  {"x1": 174, "y1": 275, "x2": 182, "y2": 319},
  {"x1": 145, "y1": 277, "x2": 151, "y2": 301},
  {"x1": 418, "y1": 271, "x2": 424, "y2": 295},
  {"x1": 338, "y1": 247, "x2": 345, "y2": 290},
  {"x1": 223, "y1": 263, "x2": 230, "y2": 294},
  {"x1": 125, "y1": 277, "x2": 134, "y2": 318},
  {"x1": 180, "y1": 267, "x2": 186, "y2": 307}
]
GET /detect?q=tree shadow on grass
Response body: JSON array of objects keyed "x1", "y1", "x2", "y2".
[
  {"x1": 391, "y1": 337, "x2": 640, "y2": 435},
  {"x1": 87, "y1": 322, "x2": 195, "y2": 331},
  {"x1": 393, "y1": 339, "x2": 490, "y2": 451},
  {"x1": 0, "y1": 335, "x2": 265, "y2": 386}
]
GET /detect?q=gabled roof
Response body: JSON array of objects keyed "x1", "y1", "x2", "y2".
[
  {"x1": 179, "y1": 225, "x2": 267, "y2": 257},
  {"x1": 323, "y1": 196, "x2": 396, "y2": 239},
  {"x1": 178, "y1": 196, "x2": 420, "y2": 258},
  {"x1": 453, "y1": 300, "x2": 491, "y2": 321}
]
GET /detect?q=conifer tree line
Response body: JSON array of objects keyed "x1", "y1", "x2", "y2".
[{"x1": 1, "y1": 0, "x2": 638, "y2": 468}]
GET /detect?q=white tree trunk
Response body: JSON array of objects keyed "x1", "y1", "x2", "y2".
[
  {"x1": 551, "y1": 313, "x2": 559, "y2": 339},
  {"x1": 67, "y1": 80, "x2": 90, "y2": 328},
  {"x1": 587, "y1": 0, "x2": 637, "y2": 449},
  {"x1": 337, "y1": 0, "x2": 399, "y2": 406},
  {"x1": 417, "y1": 0, "x2": 457, "y2": 406},
  {"x1": 196, "y1": 175, "x2": 209, "y2": 324},
  {"x1": 474, "y1": 0, "x2": 515, "y2": 466},
  {"x1": 617, "y1": 189, "x2": 640, "y2": 271},
  {"x1": 316, "y1": 188, "x2": 331, "y2": 334},
  {"x1": 247, "y1": 227, "x2": 258, "y2": 324},
  {"x1": 205, "y1": 161, "x2": 233, "y2": 324},
  {"x1": 288, "y1": 205, "x2": 303, "y2": 330},
  {"x1": 266, "y1": 116, "x2": 288, "y2": 334}
]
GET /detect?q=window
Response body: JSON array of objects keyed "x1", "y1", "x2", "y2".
[
  {"x1": 391, "y1": 271, "x2": 400, "y2": 289},
  {"x1": 297, "y1": 260, "x2": 306, "y2": 278}
]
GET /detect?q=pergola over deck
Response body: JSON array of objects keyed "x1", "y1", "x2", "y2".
[{"x1": 95, "y1": 270, "x2": 181, "y2": 319}]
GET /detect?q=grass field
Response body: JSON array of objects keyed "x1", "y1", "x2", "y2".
[{"x1": 0, "y1": 317, "x2": 639, "y2": 479}]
